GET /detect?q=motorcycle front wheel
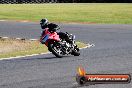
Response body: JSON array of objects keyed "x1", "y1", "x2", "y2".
[{"x1": 48, "y1": 43, "x2": 63, "y2": 58}]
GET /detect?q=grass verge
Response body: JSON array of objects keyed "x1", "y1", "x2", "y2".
[
  {"x1": 0, "y1": 4, "x2": 132, "y2": 24},
  {"x1": 0, "y1": 38, "x2": 86, "y2": 59}
]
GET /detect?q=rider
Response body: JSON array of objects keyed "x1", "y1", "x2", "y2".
[{"x1": 40, "y1": 18, "x2": 70, "y2": 42}]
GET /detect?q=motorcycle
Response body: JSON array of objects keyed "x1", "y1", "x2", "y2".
[{"x1": 40, "y1": 28, "x2": 80, "y2": 58}]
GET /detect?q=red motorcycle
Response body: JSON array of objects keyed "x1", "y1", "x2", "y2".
[{"x1": 40, "y1": 28, "x2": 80, "y2": 58}]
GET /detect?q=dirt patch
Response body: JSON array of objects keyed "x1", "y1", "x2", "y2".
[{"x1": 0, "y1": 38, "x2": 32, "y2": 54}]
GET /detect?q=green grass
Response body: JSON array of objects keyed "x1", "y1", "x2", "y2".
[
  {"x1": 0, "y1": 38, "x2": 86, "y2": 59},
  {"x1": 0, "y1": 3, "x2": 132, "y2": 24}
]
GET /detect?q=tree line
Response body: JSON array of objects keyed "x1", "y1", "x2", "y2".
[{"x1": 0, "y1": 0, "x2": 132, "y2": 3}]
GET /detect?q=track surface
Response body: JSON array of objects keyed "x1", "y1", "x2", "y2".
[{"x1": 0, "y1": 21, "x2": 132, "y2": 88}]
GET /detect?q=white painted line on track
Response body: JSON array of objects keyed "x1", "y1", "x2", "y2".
[
  {"x1": 79, "y1": 43, "x2": 95, "y2": 49},
  {"x1": 0, "y1": 19, "x2": 32, "y2": 23},
  {"x1": 72, "y1": 82, "x2": 78, "y2": 85},
  {"x1": 30, "y1": 39, "x2": 38, "y2": 41},
  {"x1": 16, "y1": 38, "x2": 22, "y2": 40},
  {"x1": 20, "y1": 20, "x2": 29, "y2": 23},
  {"x1": 0, "y1": 43, "x2": 94, "y2": 60},
  {"x1": 2, "y1": 37, "x2": 9, "y2": 39},
  {"x1": 0, "y1": 52, "x2": 51, "y2": 60}
]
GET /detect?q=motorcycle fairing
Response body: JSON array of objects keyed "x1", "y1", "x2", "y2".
[{"x1": 40, "y1": 29, "x2": 60, "y2": 46}]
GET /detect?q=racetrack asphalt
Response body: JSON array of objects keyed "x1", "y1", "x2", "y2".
[{"x1": 0, "y1": 21, "x2": 132, "y2": 88}]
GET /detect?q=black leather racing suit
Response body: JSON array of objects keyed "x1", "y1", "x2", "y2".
[{"x1": 41, "y1": 23, "x2": 69, "y2": 42}]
